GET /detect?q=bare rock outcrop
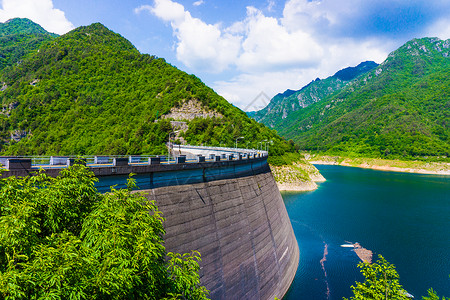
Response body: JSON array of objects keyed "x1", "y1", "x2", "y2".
[{"x1": 163, "y1": 99, "x2": 223, "y2": 121}]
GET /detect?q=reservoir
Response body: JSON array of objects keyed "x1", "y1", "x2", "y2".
[{"x1": 283, "y1": 165, "x2": 450, "y2": 299}]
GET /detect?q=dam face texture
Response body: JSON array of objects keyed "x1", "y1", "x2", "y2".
[
  {"x1": 143, "y1": 166, "x2": 299, "y2": 299},
  {"x1": 0, "y1": 155, "x2": 299, "y2": 299}
]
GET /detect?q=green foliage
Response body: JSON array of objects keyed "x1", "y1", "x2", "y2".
[
  {"x1": 252, "y1": 61, "x2": 378, "y2": 126},
  {"x1": 422, "y1": 288, "x2": 450, "y2": 300},
  {"x1": 267, "y1": 151, "x2": 306, "y2": 166},
  {"x1": 0, "y1": 18, "x2": 56, "y2": 71},
  {"x1": 0, "y1": 165, "x2": 209, "y2": 299},
  {"x1": 0, "y1": 20, "x2": 292, "y2": 158},
  {"x1": 346, "y1": 255, "x2": 449, "y2": 300},
  {"x1": 344, "y1": 255, "x2": 410, "y2": 300},
  {"x1": 256, "y1": 38, "x2": 450, "y2": 161}
]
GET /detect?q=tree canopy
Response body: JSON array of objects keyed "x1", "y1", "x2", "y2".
[
  {"x1": 0, "y1": 20, "x2": 293, "y2": 157},
  {"x1": 0, "y1": 165, "x2": 209, "y2": 299},
  {"x1": 254, "y1": 38, "x2": 450, "y2": 161},
  {"x1": 345, "y1": 255, "x2": 449, "y2": 300}
]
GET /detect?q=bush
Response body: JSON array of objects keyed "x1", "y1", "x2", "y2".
[{"x1": 0, "y1": 165, "x2": 209, "y2": 299}]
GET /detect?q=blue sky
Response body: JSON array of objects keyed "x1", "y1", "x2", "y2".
[{"x1": 1, "y1": 0, "x2": 450, "y2": 110}]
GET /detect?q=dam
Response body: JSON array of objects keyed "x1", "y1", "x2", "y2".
[{"x1": 0, "y1": 149, "x2": 299, "y2": 299}]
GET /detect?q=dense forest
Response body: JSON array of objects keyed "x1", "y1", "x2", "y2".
[
  {"x1": 252, "y1": 61, "x2": 378, "y2": 128},
  {"x1": 254, "y1": 38, "x2": 450, "y2": 161},
  {"x1": 0, "y1": 18, "x2": 56, "y2": 71},
  {"x1": 0, "y1": 19, "x2": 293, "y2": 156}
]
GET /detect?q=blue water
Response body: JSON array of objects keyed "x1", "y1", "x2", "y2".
[{"x1": 283, "y1": 165, "x2": 450, "y2": 300}]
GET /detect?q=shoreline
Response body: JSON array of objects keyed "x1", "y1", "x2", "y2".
[
  {"x1": 276, "y1": 181, "x2": 318, "y2": 192},
  {"x1": 308, "y1": 157, "x2": 450, "y2": 176},
  {"x1": 271, "y1": 162, "x2": 326, "y2": 192}
]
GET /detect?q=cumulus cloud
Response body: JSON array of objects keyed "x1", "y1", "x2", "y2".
[
  {"x1": 139, "y1": 0, "x2": 450, "y2": 109},
  {"x1": 214, "y1": 38, "x2": 389, "y2": 111},
  {"x1": 141, "y1": 0, "x2": 322, "y2": 74},
  {"x1": 136, "y1": 0, "x2": 241, "y2": 72},
  {"x1": 423, "y1": 18, "x2": 450, "y2": 40},
  {"x1": 0, "y1": 0, "x2": 74, "y2": 34},
  {"x1": 237, "y1": 7, "x2": 323, "y2": 72}
]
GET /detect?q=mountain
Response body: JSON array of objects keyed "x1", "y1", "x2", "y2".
[
  {"x1": 0, "y1": 20, "x2": 294, "y2": 156},
  {"x1": 252, "y1": 61, "x2": 378, "y2": 128},
  {"x1": 259, "y1": 38, "x2": 450, "y2": 160},
  {"x1": 0, "y1": 18, "x2": 57, "y2": 71}
]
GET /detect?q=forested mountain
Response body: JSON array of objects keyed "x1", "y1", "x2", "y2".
[
  {"x1": 252, "y1": 61, "x2": 378, "y2": 128},
  {"x1": 0, "y1": 20, "x2": 293, "y2": 156},
  {"x1": 257, "y1": 38, "x2": 450, "y2": 160},
  {"x1": 0, "y1": 18, "x2": 57, "y2": 71}
]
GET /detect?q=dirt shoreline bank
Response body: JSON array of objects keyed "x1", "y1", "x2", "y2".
[
  {"x1": 309, "y1": 158, "x2": 450, "y2": 175},
  {"x1": 271, "y1": 162, "x2": 326, "y2": 192}
]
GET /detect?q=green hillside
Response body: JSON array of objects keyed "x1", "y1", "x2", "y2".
[
  {"x1": 0, "y1": 20, "x2": 292, "y2": 156},
  {"x1": 252, "y1": 61, "x2": 378, "y2": 128},
  {"x1": 260, "y1": 38, "x2": 450, "y2": 160},
  {"x1": 0, "y1": 18, "x2": 57, "y2": 71}
]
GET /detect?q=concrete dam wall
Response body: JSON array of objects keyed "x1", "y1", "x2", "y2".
[
  {"x1": 1, "y1": 155, "x2": 299, "y2": 299},
  {"x1": 142, "y1": 164, "x2": 299, "y2": 299}
]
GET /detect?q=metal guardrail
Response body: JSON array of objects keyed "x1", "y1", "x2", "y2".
[
  {"x1": 0, "y1": 146, "x2": 268, "y2": 170},
  {"x1": 175, "y1": 144, "x2": 266, "y2": 154},
  {"x1": 0, "y1": 148, "x2": 270, "y2": 192}
]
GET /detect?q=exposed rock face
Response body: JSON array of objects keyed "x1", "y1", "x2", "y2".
[
  {"x1": 1, "y1": 102, "x2": 18, "y2": 117},
  {"x1": 163, "y1": 99, "x2": 223, "y2": 121},
  {"x1": 10, "y1": 129, "x2": 30, "y2": 142},
  {"x1": 270, "y1": 161, "x2": 325, "y2": 192}
]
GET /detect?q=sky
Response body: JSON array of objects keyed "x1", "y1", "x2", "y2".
[{"x1": 1, "y1": 0, "x2": 450, "y2": 111}]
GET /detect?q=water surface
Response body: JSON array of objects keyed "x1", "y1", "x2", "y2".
[{"x1": 283, "y1": 165, "x2": 450, "y2": 299}]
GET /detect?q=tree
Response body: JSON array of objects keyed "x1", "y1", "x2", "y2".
[
  {"x1": 0, "y1": 164, "x2": 209, "y2": 299},
  {"x1": 422, "y1": 288, "x2": 450, "y2": 300},
  {"x1": 344, "y1": 255, "x2": 410, "y2": 300},
  {"x1": 345, "y1": 255, "x2": 449, "y2": 300}
]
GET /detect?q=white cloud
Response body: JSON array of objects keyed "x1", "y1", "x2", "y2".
[
  {"x1": 0, "y1": 0, "x2": 74, "y2": 34},
  {"x1": 148, "y1": 0, "x2": 186, "y2": 24},
  {"x1": 145, "y1": 0, "x2": 323, "y2": 74},
  {"x1": 134, "y1": 5, "x2": 152, "y2": 15},
  {"x1": 141, "y1": 0, "x2": 241, "y2": 73},
  {"x1": 214, "y1": 68, "x2": 327, "y2": 111},
  {"x1": 193, "y1": 0, "x2": 204, "y2": 7},
  {"x1": 424, "y1": 18, "x2": 450, "y2": 40},
  {"x1": 237, "y1": 6, "x2": 323, "y2": 73},
  {"x1": 267, "y1": 0, "x2": 275, "y2": 12},
  {"x1": 145, "y1": 0, "x2": 438, "y2": 109},
  {"x1": 175, "y1": 16, "x2": 241, "y2": 72},
  {"x1": 282, "y1": 0, "x2": 331, "y2": 34},
  {"x1": 214, "y1": 37, "x2": 390, "y2": 110}
]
